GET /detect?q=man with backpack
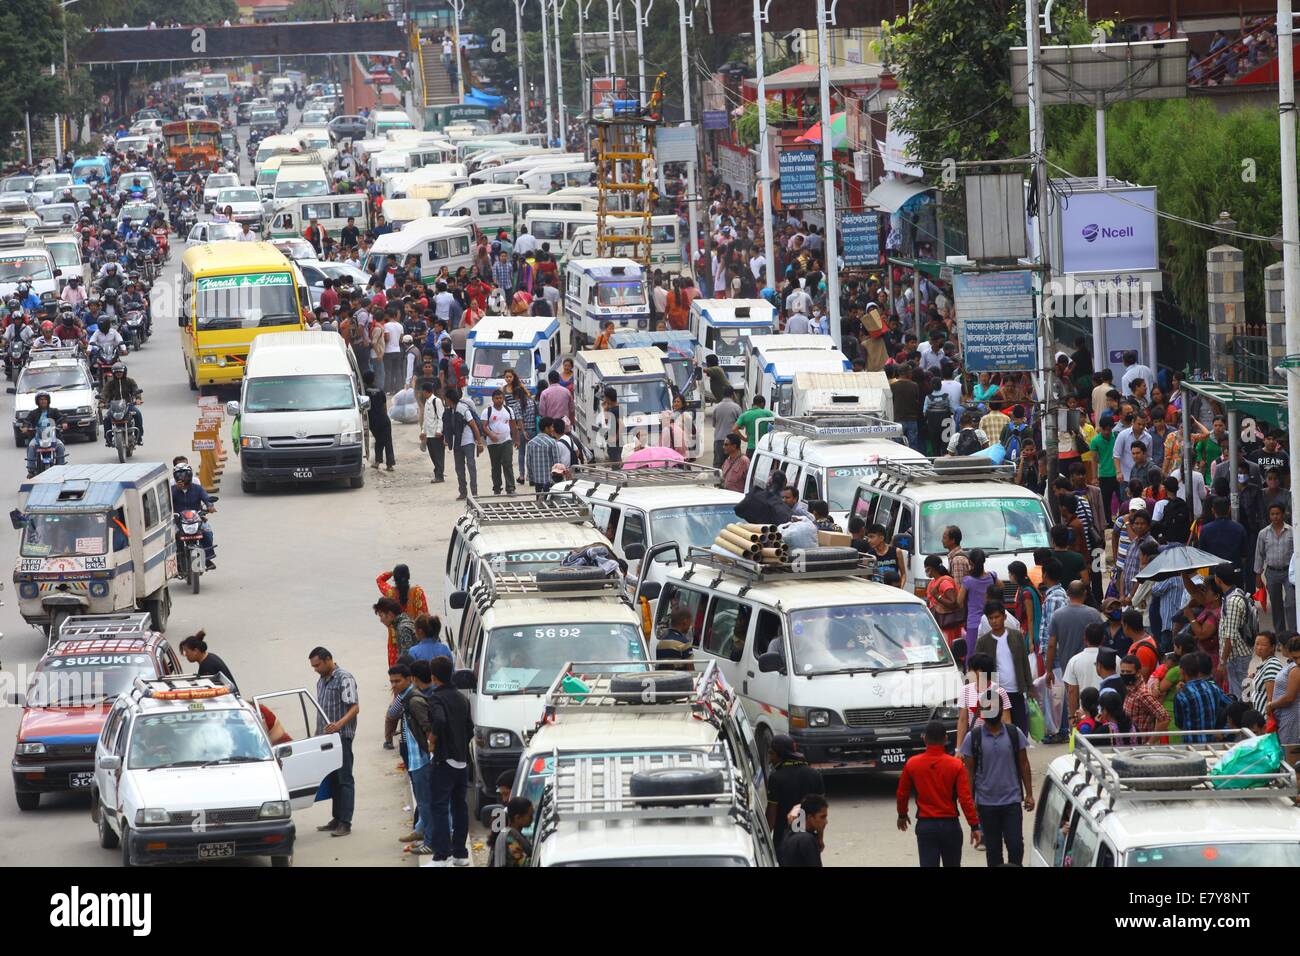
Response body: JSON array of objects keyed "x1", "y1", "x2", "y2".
[
  {"x1": 1215, "y1": 564, "x2": 1257, "y2": 697},
  {"x1": 922, "y1": 380, "x2": 954, "y2": 457},
  {"x1": 439, "y1": 339, "x2": 467, "y2": 393},
  {"x1": 958, "y1": 694, "x2": 1033, "y2": 867},
  {"x1": 363, "y1": 370, "x2": 394, "y2": 471},
  {"x1": 443, "y1": 386, "x2": 484, "y2": 501},
  {"x1": 1154, "y1": 475, "x2": 1191, "y2": 544},
  {"x1": 947, "y1": 410, "x2": 988, "y2": 457},
  {"x1": 999, "y1": 405, "x2": 1031, "y2": 464}
]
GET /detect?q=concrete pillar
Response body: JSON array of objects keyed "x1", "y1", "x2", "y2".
[
  {"x1": 1266, "y1": 260, "x2": 1286, "y2": 384},
  {"x1": 1207, "y1": 243, "x2": 1244, "y2": 381}
]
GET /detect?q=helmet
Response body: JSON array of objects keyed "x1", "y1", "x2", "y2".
[
  {"x1": 103, "y1": 288, "x2": 117, "y2": 300},
  {"x1": 39, "y1": 321, "x2": 53, "y2": 334},
  {"x1": 172, "y1": 463, "x2": 193, "y2": 482},
  {"x1": 35, "y1": 391, "x2": 50, "y2": 405},
  {"x1": 17, "y1": 282, "x2": 28, "y2": 295},
  {"x1": 61, "y1": 314, "x2": 74, "y2": 326},
  {"x1": 98, "y1": 318, "x2": 112, "y2": 330},
  {"x1": 111, "y1": 362, "x2": 126, "y2": 376}
]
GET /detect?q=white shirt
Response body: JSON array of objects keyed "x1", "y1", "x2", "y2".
[
  {"x1": 235, "y1": 229, "x2": 256, "y2": 241},
  {"x1": 434, "y1": 290, "x2": 455, "y2": 321},
  {"x1": 481, "y1": 403, "x2": 516, "y2": 445},
  {"x1": 383, "y1": 320, "x2": 403, "y2": 353},
  {"x1": 89, "y1": 328, "x2": 124, "y2": 353},
  {"x1": 749, "y1": 254, "x2": 766, "y2": 283},
  {"x1": 1064, "y1": 646, "x2": 1102, "y2": 692},
  {"x1": 1121, "y1": 363, "x2": 1156, "y2": 397},
  {"x1": 785, "y1": 288, "x2": 812, "y2": 316},
  {"x1": 987, "y1": 629, "x2": 1020, "y2": 693},
  {"x1": 514, "y1": 233, "x2": 538, "y2": 256},
  {"x1": 1169, "y1": 468, "x2": 1207, "y2": 520},
  {"x1": 939, "y1": 378, "x2": 963, "y2": 411},
  {"x1": 421, "y1": 393, "x2": 444, "y2": 438}
]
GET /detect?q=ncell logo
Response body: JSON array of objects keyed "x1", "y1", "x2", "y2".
[{"x1": 1081, "y1": 223, "x2": 1134, "y2": 242}]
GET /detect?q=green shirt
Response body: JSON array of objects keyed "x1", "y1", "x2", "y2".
[
  {"x1": 734, "y1": 407, "x2": 774, "y2": 451},
  {"x1": 1195, "y1": 437, "x2": 1221, "y2": 481},
  {"x1": 1052, "y1": 547, "x2": 1087, "y2": 587},
  {"x1": 1090, "y1": 431, "x2": 1118, "y2": 478}
]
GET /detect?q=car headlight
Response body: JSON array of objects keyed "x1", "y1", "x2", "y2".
[
  {"x1": 200, "y1": 355, "x2": 218, "y2": 364},
  {"x1": 789, "y1": 705, "x2": 841, "y2": 729},
  {"x1": 16, "y1": 742, "x2": 46, "y2": 755},
  {"x1": 136, "y1": 807, "x2": 170, "y2": 825},
  {"x1": 241, "y1": 435, "x2": 263, "y2": 449},
  {"x1": 76, "y1": 405, "x2": 92, "y2": 415},
  {"x1": 488, "y1": 732, "x2": 512, "y2": 749},
  {"x1": 934, "y1": 703, "x2": 961, "y2": 721},
  {"x1": 339, "y1": 430, "x2": 362, "y2": 446},
  {"x1": 808, "y1": 709, "x2": 831, "y2": 728},
  {"x1": 258, "y1": 800, "x2": 290, "y2": 819}
]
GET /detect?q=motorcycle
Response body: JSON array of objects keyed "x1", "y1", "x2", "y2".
[
  {"x1": 5, "y1": 337, "x2": 28, "y2": 381},
  {"x1": 122, "y1": 310, "x2": 147, "y2": 349},
  {"x1": 26, "y1": 419, "x2": 63, "y2": 478},
  {"x1": 104, "y1": 398, "x2": 139, "y2": 463},
  {"x1": 150, "y1": 226, "x2": 169, "y2": 261},
  {"x1": 90, "y1": 343, "x2": 125, "y2": 388},
  {"x1": 173, "y1": 503, "x2": 216, "y2": 594}
]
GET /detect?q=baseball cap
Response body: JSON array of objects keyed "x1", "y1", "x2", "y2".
[
  {"x1": 1128, "y1": 498, "x2": 1147, "y2": 512},
  {"x1": 770, "y1": 734, "x2": 803, "y2": 760}
]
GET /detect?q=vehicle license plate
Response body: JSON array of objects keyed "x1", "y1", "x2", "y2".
[
  {"x1": 198, "y1": 842, "x2": 235, "y2": 859},
  {"x1": 69, "y1": 772, "x2": 93, "y2": 789},
  {"x1": 293, "y1": 468, "x2": 313, "y2": 479}
]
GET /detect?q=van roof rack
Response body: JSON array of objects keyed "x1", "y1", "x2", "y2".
[
  {"x1": 769, "y1": 414, "x2": 903, "y2": 442},
  {"x1": 1070, "y1": 731, "x2": 1297, "y2": 810},
  {"x1": 464, "y1": 492, "x2": 591, "y2": 526},
  {"x1": 538, "y1": 658, "x2": 728, "y2": 717},
  {"x1": 566, "y1": 462, "x2": 721, "y2": 495},
  {"x1": 867, "y1": 457, "x2": 1013, "y2": 493},
  {"x1": 467, "y1": 566, "x2": 627, "y2": 612},
  {"x1": 681, "y1": 546, "x2": 874, "y2": 589}
]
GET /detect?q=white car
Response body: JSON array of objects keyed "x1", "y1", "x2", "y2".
[
  {"x1": 31, "y1": 173, "x2": 74, "y2": 206},
  {"x1": 186, "y1": 221, "x2": 243, "y2": 245},
  {"x1": 91, "y1": 675, "x2": 341, "y2": 867},
  {"x1": 301, "y1": 110, "x2": 331, "y2": 127},
  {"x1": 268, "y1": 237, "x2": 318, "y2": 264},
  {"x1": 298, "y1": 261, "x2": 369, "y2": 310},
  {"x1": 116, "y1": 172, "x2": 157, "y2": 203},
  {"x1": 203, "y1": 172, "x2": 240, "y2": 210},
  {"x1": 12, "y1": 358, "x2": 98, "y2": 444},
  {"x1": 215, "y1": 187, "x2": 264, "y2": 231}
]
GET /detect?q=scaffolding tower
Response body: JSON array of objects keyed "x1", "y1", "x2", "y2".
[{"x1": 586, "y1": 72, "x2": 666, "y2": 270}]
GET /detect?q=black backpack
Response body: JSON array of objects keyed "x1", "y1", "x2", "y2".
[
  {"x1": 969, "y1": 721, "x2": 1022, "y2": 775},
  {"x1": 924, "y1": 391, "x2": 953, "y2": 436},
  {"x1": 443, "y1": 401, "x2": 469, "y2": 449},
  {"x1": 955, "y1": 427, "x2": 982, "y2": 457},
  {"x1": 1159, "y1": 495, "x2": 1190, "y2": 544}
]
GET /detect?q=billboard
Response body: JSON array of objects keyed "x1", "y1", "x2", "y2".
[
  {"x1": 954, "y1": 271, "x2": 1038, "y2": 373},
  {"x1": 1057, "y1": 187, "x2": 1158, "y2": 275},
  {"x1": 778, "y1": 149, "x2": 819, "y2": 206}
]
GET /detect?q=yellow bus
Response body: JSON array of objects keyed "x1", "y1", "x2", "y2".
[{"x1": 180, "y1": 241, "x2": 306, "y2": 389}]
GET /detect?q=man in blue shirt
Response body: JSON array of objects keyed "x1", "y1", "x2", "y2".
[
  {"x1": 1173, "y1": 651, "x2": 1230, "y2": 744},
  {"x1": 171, "y1": 460, "x2": 216, "y2": 567},
  {"x1": 1197, "y1": 496, "x2": 1247, "y2": 567}
]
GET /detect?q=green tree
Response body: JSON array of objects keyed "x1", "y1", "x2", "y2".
[{"x1": 0, "y1": 0, "x2": 70, "y2": 161}]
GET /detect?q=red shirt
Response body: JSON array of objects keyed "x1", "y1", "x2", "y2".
[
  {"x1": 319, "y1": 288, "x2": 339, "y2": 315},
  {"x1": 896, "y1": 743, "x2": 979, "y2": 825}
]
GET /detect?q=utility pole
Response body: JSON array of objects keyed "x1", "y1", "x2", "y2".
[
  {"x1": 578, "y1": 0, "x2": 589, "y2": 116},
  {"x1": 1278, "y1": 0, "x2": 1300, "y2": 570},
  {"x1": 815, "y1": 0, "x2": 841, "y2": 349},
  {"x1": 606, "y1": 0, "x2": 617, "y2": 76},
  {"x1": 1026, "y1": 0, "x2": 1057, "y2": 478},
  {"x1": 554, "y1": 0, "x2": 567, "y2": 142},
  {"x1": 631, "y1": 0, "x2": 649, "y2": 106},
  {"x1": 676, "y1": 0, "x2": 699, "y2": 280},
  {"x1": 449, "y1": 0, "x2": 465, "y2": 103},
  {"x1": 515, "y1": 0, "x2": 528, "y2": 133},
  {"x1": 540, "y1": 0, "x2": 556, "y2": 145},
  {"x1": 752, "y1": 0, "x2": 776, "y2": 290}
]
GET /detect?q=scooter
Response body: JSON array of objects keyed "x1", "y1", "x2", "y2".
[
  {"x1": 173, "y1": 502, "x2": 216, "y2": 594},
  {"x1": 104, "y1": 398, "x2": 138, "y2": 463}
]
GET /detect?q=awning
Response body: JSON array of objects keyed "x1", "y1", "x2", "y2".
[
  {"x1": 864, "y1": 178, "x2": 933, "y2": 213},
  {"x1": 1182, "y1": 380, "x2": 1287, "y2": 427}
]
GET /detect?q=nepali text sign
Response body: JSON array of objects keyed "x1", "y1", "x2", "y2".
[
  {"x1": 840, "y1": 212, "x2": 880, "y2": 267},
  {"x1": 954, "y1": 270, "x2": 1037, "y2": 373},
  {"x1": 778, "y1": 149, "x2": 819, "y2": 206}
]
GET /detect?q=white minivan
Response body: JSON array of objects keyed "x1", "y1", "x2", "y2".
[{"x1": 227, "y1": 331, "x2": 368, "y2": 493}]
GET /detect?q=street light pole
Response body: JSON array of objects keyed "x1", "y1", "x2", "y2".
[
  {"x1": 676, "y1": 0, "x2": 699, "y2": 280},
  {"x1": 553, "y1": 0, "x2": 567, "y2": 143},
  {"x1": 449, "y1": 0, "x2": 465, "y2": 103},
  {"x1": 631, "y1": 0, "x2": 648, "y2": 105},
  {"x1": 515, "y1": 0, "x2": 528, "y2": 134},
  {"x1": 752, "y1": 0, "x2": 776, "y2": 291},
  {"x1": 1278, "y1": 0, "x2": 1300, "y2": 571},
  {"x1": 540, "y1": 0, "x2": 556, "y2": 145},
  {"x1": 606, "y1": 0, "x2": 617, "y2": 77},
  {"x1": 815, "y1": 0, "x2": 840, "y2": 349}
]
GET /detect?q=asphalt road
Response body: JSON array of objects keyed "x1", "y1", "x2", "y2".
[{"x1": 0, "y1": 109, "x2": 1065, "y2": 868}]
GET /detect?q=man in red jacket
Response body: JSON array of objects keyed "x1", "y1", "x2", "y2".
[{"x1": 896, "y1": 720, "x2": 981, "y2": 867}]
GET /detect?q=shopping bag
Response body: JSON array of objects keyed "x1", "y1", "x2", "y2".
[
  {"x1": 1209, "y1": 732, "x2": 1284, "y2": 789},
  {"x1": 1028, "y1": 696, "x2": 1046, "y2": 742}
]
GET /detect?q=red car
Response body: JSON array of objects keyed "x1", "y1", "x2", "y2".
[{"x1": 11, "y1": 614, "x2": 181, "y2": 810}]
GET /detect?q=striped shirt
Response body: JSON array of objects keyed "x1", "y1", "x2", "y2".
[
  {"x1": 1251, "y1": 656, "x2": 1285, "y2": 713},
  {"x1": 1152, "y1": 576, "x2": 1188, "y2": 635},
  {"x1": 1039, "y1": 583, "x2": 1068, "y2": 655},
  {"x1": 1174, "y1": 678, "x2": 1229, "y2": 744},
  {"x1": 315, "y1": 664, "x2": 359, "y2": 739},
  {"x1": 1072, "y1": 490, "x2": 1099, "y2": 546},
  {"x1": 1218, "y1": 588, "x2": 1254, "y2": 661},
  {"x1": 524, "y1": 432, "x2": 563, "y2": 485}
]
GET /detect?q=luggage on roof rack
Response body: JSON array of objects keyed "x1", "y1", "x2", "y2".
[
  {"x1": 566, "y1": 461, "x2": 722, "y2": 489},
  {"x1": 681, "y1": 545, "x2": 873, "y2": 586}
]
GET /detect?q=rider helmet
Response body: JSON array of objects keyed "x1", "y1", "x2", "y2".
[
  {"x1": 35, "y1": 392, "x2": 50, "y2": 406},
  {"x1": 39, "y1": 321, "x2": 53, "y2": 335},
  {"x1": 112, "y1": 363, "x2": 126, "y2": 376},
  {"x1": 60, "y1": 314, "x2": 75, "y2": 327},
  {"x1": 172, "y1": 463, "x2": 193, "y2": 483}
]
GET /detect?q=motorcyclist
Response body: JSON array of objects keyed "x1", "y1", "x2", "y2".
[
  {"x1": 55, "y1": 311, "x2": 86, "y2": 345},
  {"x1": 60, "y1": 275, "x2": 87, "y2": 308},
  {"x1": 4, "y1": 310, "x2": 34, "y2": 345},
  {"x1": 117, "y1": 216, "x2": 136, "y2": 242},
  {"x1": 97, "y1": 230, "x2": 120, "y2": 258},
  {"x1": 30, "y1": 320, "x2": 62, "y2": 351},
  {"x1": 96, "y1": 259, "x2": 124, "y2": 292},
  {"x1": 100, "y1": 287, "x2": 121, "y2": 320},
  {"x1": 99, "y1": 362, "x2": 143, "y2": 447},
  {"x1": 23, "y1": 393, "x2": 67, "y2": 477},
  {"x1": 17, "y1": 283, "x2": 40, "y2": 313},
  {"x1": 120, "y1": 278, "x2": 149, "y2": 337},
  {"x1": 171, "y1": 463, "x2": 216, "y2": 568},
  {"x1": 89, "y1": 317, "x2": 125, "y2": 362}
]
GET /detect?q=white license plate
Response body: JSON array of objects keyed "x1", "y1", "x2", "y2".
[
  {"x1": 69, "y1": 772, "x2": 93, "y2": 789},
  {"x1": 293, "y1": 468, "x2": 313, "y2": 479},
  {"x1": 198, "y1": 842, "x2": 235, "y2": 859},
  {"x1": 878, "y1": 750, "x2": 908, "y2": 767}
]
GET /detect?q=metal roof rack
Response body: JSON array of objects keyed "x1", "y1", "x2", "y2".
[
  {"x1": 681, "y1": 546, "x2": 874, "y2": 591},
  {"x1": 538, "y1": 659, "x2": 729, "y2": 717},
  {"x1": 128, "y1": 672, "x2": 237, "y2": 703},
  {"x1": 1069, "y1": 731, "x2": 1297, "y2": 811},
  {"x1": 54, "y1": 612, "x2": 152, "y2": 643},
  {"x1": 466, "y1": 566, "x2": 627, "y2": 613},
  {"x1": 566, "y1": 462, "x2": 722, "y2": 494},
  {"x1": 768, "y1": 414, "x2": 903, "y2": 442},
  {"x1": 867, "y1": 457, "x2": 1014, "y2": 493},
  {"x1": 464, "y1": 492, "x2": 591, "y2": 526}
]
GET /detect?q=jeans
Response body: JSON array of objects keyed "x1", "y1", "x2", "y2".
[
  {"x1": 487, "y1": 440, "x2": 515, "y2": 493},
  {"x1": 371, "y1": 424, "x2": 394, "y2": 467},
  {"x1": 454, "y1": 443, "x2": 478, "y2": 496},
  {"x1": 26, "y1": 438, "x2": 66, "y2": 472},
  {"x1": 425, "y1": 436, "x2": 445, "y2": 479},
  {"x1": 901, "y1": 420, "x2": 920, "y2": 451},
  {"x1": 429, "y1": 762, "x2": 468, "y2": 860},
  {"x1": 1226, "y1": 652, "x2": 1251, "y2": 700},
  {"x1": 1265, "y1": 567, "x2": 1297, "y2": 632},
  {"x1": 409, "y1": 762, "x2": 434, "y2": 846},
  {"x1": 327, "y1": 735, "x2": 355, "y2": 826},
  {"x1": 915, "y1": 817, "x2": 963, "y2": 867},
  {"x1": 383, "y1": 352, "x2": 403, "y2": 394},
  {"x1": 1006, "y1": 691, "x2": 1029, "y2": 737},
  {"x1": 976, "y1": 802, "x2": 1024, "y2": 866}
]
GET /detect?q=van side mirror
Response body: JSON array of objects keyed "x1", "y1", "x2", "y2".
[
  {"x1": 451, "y1": 669, "x2": 476, "y2": 690},
  {"x1": 359, "y1": 395, "x2": 371, "y2": 411},
  {"x1": 758, "y1": 651, "x2": 785, "y2": 674},
  {"x1": 225, "y1": 401, "x2": 240, "y2": 416},
  {"x1": 624, "y1": 543, "x2": 645, "y2": 561},
  {"x1": 10, "y1": 509, "x2": 26, "y2": 530}
]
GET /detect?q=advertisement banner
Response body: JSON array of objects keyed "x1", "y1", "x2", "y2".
[
  {"x1": 840, "y1": 212, "x2": 880, "y2": 266},
  {"x1": 778, "y1": 149, "x2": 819, "y2": 206},
  {"x1": 1058, "y1": 187, "x2": 1158, "y2": 275},
  {"x1": 702, "y1": 110, "x2": 730, "y2": 130},
  {"x1": 716, "y1": 143, "x2": 755, "y2": 198},
  {"x1": 954, "y1": 271, "x2": 1038, "y2": 373}
]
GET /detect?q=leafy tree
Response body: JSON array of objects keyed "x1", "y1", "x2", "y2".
[
  {"x1": 733, "y1": 99, "x2": 798, "y2": 149},
  {"x1": 0, "y1": 0, "x2": 70, "y2": 161}
]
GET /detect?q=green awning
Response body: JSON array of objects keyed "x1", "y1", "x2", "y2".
[{"x1": 1182, "y1": 380, "x2": 1287, "y2": 427}]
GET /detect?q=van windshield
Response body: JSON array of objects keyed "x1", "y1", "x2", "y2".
[
  {"x1": 710, "y1": 326, "x2": 768, "y2": 361},
  {"x1": 786, "y1": 604, "x2": 953, "y2": 676},
  {"x1": 21, "y1": 512, "x2": 108, "y2": 558},
  {"x1": 919, "y1": 498, "x2": 1051, "y2": 554},
  {"x1": 648, "y1": 505, "x2": 741, "y2": 558},
  {"x1": 276, "y1": 178, "x2": 328, "y2": 199},
  {"x1": 244, "y1": 374, "x2": 355, "y2": 412},
  {"x1": 471, "y1": 347, "x2": 533, "y2": 381},
  {"x1": 596, "y1": 280, "x2": 645, "y2": 307},
  {"x1": 610, "y1": 379, "x2": 671, "y2": 417},
  {"x1": 482, "y1": 623, "x2": 645, "y2": 695},
  {"x1": 0, "y1": 255, "x2": 53, "y2": 282}
]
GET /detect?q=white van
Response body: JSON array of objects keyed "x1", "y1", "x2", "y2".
[
  {"x1": 369, "y1": 148, "x2": 413, "y2": 180},
  {"x1": 361, "y1": 217, "x2": 475, "y2": 281},
  {"x1": 268, "y1": 76, "x2": 294, "y2": 101},
  {"x1": 512, "y1": 192, "x2": 596, "y2": 234},
  {"x1": 265, "y1": 194, "x2": 367, "y2": 240},
  {"x1": 41, "y1": 232, "x2": 88, "y2": 290},
  {"x1": 572, "y1": 347, "x2": 686, "y2": 462},
  {"x1": 464, "y1": 316, "x2": 562, "y2": 408},
  {"x1": 406, "y1": 180, "x2": 459, "y2": 215},
  {"x1": 749, "y1": 352, "x2": 851, "y2": 417},
  {"x1": 745, "y1": 414, "x2": 926, "y2": 529},
  {"x1": 688, "y1": 298, "x2": 775, "y2": 397},
  {"x1": 378, "y1": 198, "x2": 431, "y2": 230},
  {"x1": 562, "y1": 257, "x2": 650, "y2": 350},
  {"x1": 227, "y1": 331, "x2": 368, "y2": 491},
  {"x1": 515, "y1": 162, "x2": 596, "y2": 194},
  {"x1": 0, "y1": 244, "x2": 59, "y2": 299},
  {"x1": 791, "y1": 370, "x2": 894, "y2": 419},
  {"x1": 523, "y1": 208, "x2": 596, "y2": 257},
  {"x1": 638, "y1": 546, "x2": 963, "y2": 775},
  {"x1": 850, "y1": 458, "x2": 1054, "y2": 601},
  {"x1": 470, "y1": 153, "x2": 584, "y2": 185},
  {"x1": 271, "y1": 164, "x2": 330, "y2": 204},
  {"x1": 438, "y1": 183, "x2": 528, "y2": 235},
  {"x1": 447, "y1": 566, "x2": 648, "y2": 812},
  {"x1": 254, "y1": 134, "x2": 304, "y2": 171},
  {"x1": 366, "y1": 109, "x2": 416, "y2": 137},
  {"x1": 383, "y1": 165, "x2": 468, "y2": 201},
  {"x1": 566, "y1": 215, "x2": 682, "y2": 269}
]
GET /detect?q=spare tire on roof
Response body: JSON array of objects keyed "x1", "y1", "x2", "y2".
[
  {"x1": 534, "y1": 566, "x2": 609, "y2": 591},
  {"x1": 1109, "y1": 749, "x2": 1207, "y2": 791},
  {"x1": 629, "y1": 766, "x2": 725, "y2": 806},
  {"x1": 790, "y1": 546, "x2": 863, "y2": 572},
  {"x1": 609, "y1": 669, "x2": 695, "y2": 701}
]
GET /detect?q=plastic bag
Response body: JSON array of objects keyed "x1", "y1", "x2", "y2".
[
  {"x1": 1028, "y1": 696, "x2": 1046, "y2": 742},
  {"x1": 1209, "y1": 732, "x2": 1284, "y2": 789},
  {"x1": 389, "y1": 387, "x2": 419, "y2": 423},
  {"x1": 1032, "y1": 670, "x2": 1063, "y2": 738},
  {"x1": 779, "y1": 517, "x2": 819, "y2": 551}
]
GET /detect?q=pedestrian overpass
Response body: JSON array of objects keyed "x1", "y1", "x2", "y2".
[{"x1": 76, "y1": 19, "x2": 407, "y2": 64}]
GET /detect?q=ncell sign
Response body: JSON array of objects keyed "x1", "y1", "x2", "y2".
[{"x1": 1056, "y1": 187, "x2": 1157, "y2": 275}]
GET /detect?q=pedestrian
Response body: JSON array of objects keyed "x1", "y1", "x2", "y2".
[
  {"x1": 765, "y1": 734, "x2": 824, "y2": 851},
  {"x1": 417, "y1": 381, "x2": 445, "y2": 482},
  {"x1": 382, "y1": 307, "x2": 404, "y2": 394},
  {"x1": 1265, "y1": 635, "x2": 1300, "y2": 760},
  {"x1": 524, "y1": 416, "x2": 564, "y2": 492},
  {"x1": 600, "y1": 387, "x2": 623, "y2": 461},
  {"x1": 408, "y1": 614, "x2": 453, "y2": 663},
  {"x1": 424, "y1": 656, "x2": 473, "y2": 866},
  {"x1": 445, "y1": 385, "x2": 485, "y2": 500},
  {"x1": 363, "y1": 370, "x2": 395, "y2": 470},
  {"x1": 375, "y1": 595, "x2": 416, "y2": 667},
  {"x1": 957, "y1": 548, "x2": 998, "y2": 658},
  {"x1": 1214, "y1": 564, "x2": 1256, "y2": 697},
  {"x1": 178, "y1": 631, "x2": 237, "y2": 692},
  {"x1": 490, "y1": 797, "x2": 535, "y2": 867},
  {"x1": 388, "y1": 661, "x2": 437, "y2": 856},
  {"x1": 719, "y1": 433, "x2": 749, "y2": 492},
  {"x1": 310, "y1": 646, "x2": 359, "y2": 837},
  {"x1": 1173, "y1": 651, "x2": 1230, "y2": 744},
  {"x1": 897, "y1": 720, "x2": 981, "y2": 867},
  {"x1": 972, "y1": 602, "x2": 1033, "y2": 735},
  {"x1": 1255, "y1": 504, "x2": 1296, "y2": 632},
  {"x1": 734, "y1": 394, "x2": 774, "y2": 452},
  {"x1": 710, "y1": 386, "x2": 741, "y2": 468},
  {"x1": 777, "y1": 794, "x2": 828, "y2": 867},
  {"x1": 958, "y1": 695, "x2": 1033, "y2": 866},
  {"x1": 481, "y1": 388, "x2": 518, "y2": 495}
]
